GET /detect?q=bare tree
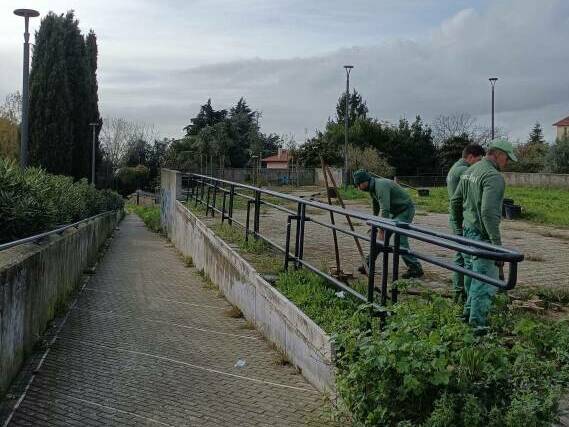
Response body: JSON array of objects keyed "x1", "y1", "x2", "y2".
[
  {"x1": 99, "y1": 117, "x2": 158, "y2": 170},
  {"x1": 432, "y1": 113, "x2": 476, "y2": 147},
  {"x1": 0, "y1": 91, "x2": 22, "y2": 125}
]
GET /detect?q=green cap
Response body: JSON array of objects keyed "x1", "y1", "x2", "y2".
[
  {"x1": 353, "y1": 169, "x2": 371, "y2": 185},
  {"x1": 489, "y1": 138, "x2": 517, "y2": 161}
]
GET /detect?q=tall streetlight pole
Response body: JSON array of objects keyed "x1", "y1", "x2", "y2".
[
  {"x1": 343, "y1": 65, "x2": 353, "y2": 189},
  {"x1": 89, "y1": 122, "x2": 98, "y2": 186},
  {"x1": 14, "y1": 8, "x2": 40, "y2": 169},
  {"x1": 489, "y1": 77, "x2": 498, "y2": 140}
]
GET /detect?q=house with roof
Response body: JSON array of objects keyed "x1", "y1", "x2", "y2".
[
  {"x1": 553, "y1": 115, "x2": 569, "y2": 140},
  {"x1": 262, "y1": 148, "x2": 290, "y2": 169}
]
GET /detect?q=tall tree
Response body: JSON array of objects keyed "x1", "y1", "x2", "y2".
[
  {"x1": 85, "y1": 30, "x2": 102, "y2": 178},
  {"x1": 336, "y1": 90, "x2": 368, "y2": 125},
  {"x1": 29, "y1": 11, "x2": 99, "y2": 180},
  {"x1": 528, "y1": 122, "x2": 545, "y2": 145},
  {"x1": 183, "y1": 99, "x2": 227, "y2": 136}
]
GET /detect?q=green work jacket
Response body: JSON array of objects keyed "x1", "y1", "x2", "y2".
[
  {"x1": 446, "y1": 158, "x2": 470, "y2": 200},
  {"x1": 450, "y1": 158, "x2": 505, "y2": 245},
  {"x1": 369, "y1": 177, "x2": 413, "y2": 219}
]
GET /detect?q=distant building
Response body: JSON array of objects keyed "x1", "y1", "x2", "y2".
[
  {"x1": 262, "y1": 148, "x2": 290, "y2": 169},
  {"x1": 553, "y1": 115, "x2": 569, "y2": 140}
]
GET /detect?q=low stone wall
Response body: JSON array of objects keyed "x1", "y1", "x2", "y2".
[
  {"x1": 503, "y1": 172, "x2": 569, "y2": 187},
  {"x1": 0, "y1": 211, "x2": 122, "y2": 397},
  {"x1": 161, "y1": 168, "x2": 334, "y2": 392}
]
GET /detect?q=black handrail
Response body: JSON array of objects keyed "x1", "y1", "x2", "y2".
[
  {"x1": 182, "y1": 174, "x2": 524, "y2": 318},
  {"x1": 0, "y1": 211, "x2": 117, "y2": 252}
]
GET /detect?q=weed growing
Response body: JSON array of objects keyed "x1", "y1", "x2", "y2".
[
  {"x1": 273, "y1": 269, "x2": 569, "y2": 426},
  {"x1": 128, "y1": 204, "x2": 161, "y2": 233}
]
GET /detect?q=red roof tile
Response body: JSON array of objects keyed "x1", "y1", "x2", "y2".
[
  {"x1": 553, "y1": 116, "x2": 569, "y2": 126},
  {"x1": 262, "y1": 150, "x2": 289, "y2": 162}
]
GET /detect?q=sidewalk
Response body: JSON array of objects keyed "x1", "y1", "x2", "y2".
[{"x1": 1, "y1": 215, "x2": 328, "y2": 426}]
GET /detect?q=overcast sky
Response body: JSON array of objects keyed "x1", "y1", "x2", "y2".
[{"x1": 1, "y1": 0, "x2": 568, "y2": 143}]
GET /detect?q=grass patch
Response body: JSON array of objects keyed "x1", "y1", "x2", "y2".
[
  {"x1": 409, "y1": 186, "x2": 569, "y2": 228},
  {"x1": 128, "y1": 204, "x2": 161, "y2": 232},
  {"x1": 338, "y1": 185, "x2": 369, "y2": 201},
  {"x1": 225, "y1": 305, "x2": 243, "y2": 318},
  {"x1": 184, "y1": 256, "x2": 194, "y2": 267}
]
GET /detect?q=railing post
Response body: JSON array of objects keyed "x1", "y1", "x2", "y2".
[
  {"x1": 212, "y1": 180, "x2": 218, "y2": 217},
  {"x1": 293, "y1": 203, "x2": 302, "y2": 269},
  {"x1": 392, "y1": 233, "x2": 400, "y2": 303},
  {"x1": 381, "y1": 230, "x2": 392, "y2": 307},
  {"x1": 253, "y1": 190, "x2": 261, "y2": 240},
  {"x1": 228, "y1": 184, "x2": 235, "y2": 226},
  {"x1": 298, "y1": 203, "x2": 307, "y2": 263},
  {"x1": 221, "y1": 191, "x2": 227, "y2": 224},
  {"x1": 245, "y1": 200, "x2": 253, "y2": 242},
  {"x1": 368, "y1": 226, "x2": 378, "y2": 305},
  {"x1": 205, "y1": 181, "x2": 211, "y2": 216},
  {"x1": 284, "y1": 216, "x2": 292, "y2": 271}
]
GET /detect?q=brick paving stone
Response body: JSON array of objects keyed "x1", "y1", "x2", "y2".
[{"x1": 1, "y1": 215, "x2": 331, "y2": 427}]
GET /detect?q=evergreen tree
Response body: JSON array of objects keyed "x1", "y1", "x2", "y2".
[
  {"x1": 336, "y1": 90, "x2": 368, "y2": 125},
  {"x1": 439, "y1": 133, "x2": 471, "y2": 170},
  {"x1": 228, "y1": 97, "x2": 256, "y2": 166},
  {"x1": 528, "y1": 122, "x2": 545, "y2": 145},
  {"x1": 29, "y1": 13, "x2": 74, "y2": 174},
  {"x1": 183, "y1": 99, "x2": 227, "y2": 136},
  {"x1": 86, "y1": 30, "x2": 102, "y2": 181},
  {"x1": 29, "y1": 11, "x2": 99, "y2": 180}
]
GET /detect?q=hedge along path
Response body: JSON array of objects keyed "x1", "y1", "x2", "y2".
[{"x1": 1, "y1": 215, "x2": 331, "y2": 427}]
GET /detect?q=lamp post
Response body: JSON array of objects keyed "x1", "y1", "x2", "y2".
[
  {"x1": 89, "y1": 122, "x2": 98, "y2": 186},
  {"x1": 343, "y1": 65, "x2": 353, "y2": 189},
  {"x1": 489, "y1": 77, "x2": 498, "y2": 140},
  {"x1": 14, "y1": 8, "x2": 40, "y2": 169}
]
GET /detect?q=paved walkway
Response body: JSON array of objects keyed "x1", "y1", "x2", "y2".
[{"x1": 1, "y1": 215, "x2": 327, "y2": 426}]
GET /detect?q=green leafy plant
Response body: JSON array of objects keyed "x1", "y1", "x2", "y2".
[{"x1": 0, "y1": 159, "x2": 123, "y2": 243}]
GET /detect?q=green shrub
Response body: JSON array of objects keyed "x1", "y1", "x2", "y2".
[
  {"x1": 272, "y1": 269, "x2": 569, "y2": 426},
  {"x1": 0, "y1": 159, "x2": 124, "y2": 243},
  {"x1": 333, "y1": 294, "x2": 569, "y2": 426},
  {"x1": 128, "y1": 204, "x2": 161, "y2": 233}
]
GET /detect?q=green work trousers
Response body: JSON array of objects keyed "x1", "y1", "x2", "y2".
[
  {"x1": 462, "y1": 227, "x2": 498, "y2": 328},
  {"x1": 393, "y1": 205, "x2": 423, "y2": 274},
  {"x1": 452, "y1": 251, "x2": 465, "y2": 302}
]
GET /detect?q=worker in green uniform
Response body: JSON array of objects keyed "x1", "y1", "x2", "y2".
[
  {"x1": 450, "y1": 138, "x2": 517, "y2": 330},
  {"x1": 446, "y1": 144, "x2": 486, "y2": 302},
  {"x1": 353, "y1": 170, "x2": 424, "y2": 279}
]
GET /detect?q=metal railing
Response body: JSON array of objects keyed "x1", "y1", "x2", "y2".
[
  {"x1": 0, "y1": 211, "x2": 116, "y2": 252},
  {"x1": 183, "y1": 173, "x2": 524, "y2": 317}
]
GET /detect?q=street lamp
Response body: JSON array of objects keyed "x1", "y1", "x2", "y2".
[
  {"x1": 489, "y1": 77, "x2": 498, "y2": 140},
  {"x1": 89, "y1": 122, "x2": 98, "y2": 186},
  {"x1": 14, "y1": 8, "x2": 40, "y2": 169},
  {"x1": 343, "y1": 65, "x2": 354, "y2": 189}
]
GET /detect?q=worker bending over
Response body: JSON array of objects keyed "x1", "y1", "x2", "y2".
[{"x1": 353, "y1": 170, "x2": 424, "y2": 279}]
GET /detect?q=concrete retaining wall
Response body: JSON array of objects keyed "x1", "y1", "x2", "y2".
[
  {"x1": 160, "y1": 169, "x2": 335, "y2": 393},
  {"x1": 0, "y1": 211, "x2": 122, "y2": 397},
  {"x1": 503, "y1": 172, "x2": 569, "y2": 187}
]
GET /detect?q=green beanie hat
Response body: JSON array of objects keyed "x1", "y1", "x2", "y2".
[{"x1": 353, "y1": 169, "x2": 371, "y2": 185}]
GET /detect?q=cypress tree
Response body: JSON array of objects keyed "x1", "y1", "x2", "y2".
[
  {"x1": 29, "y1": 11, "x2": 99, "y2": 180},
  {"x1": 85, "y1": 30, "x2": 102, "y2": 181},
  {"x1": 29, "y1": 13, "x2": 74, "y2": 174}
]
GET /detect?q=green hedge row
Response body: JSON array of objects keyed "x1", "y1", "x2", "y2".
[{"x1": 0, "y1": 159, "x2": 124, "y2": 244}]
